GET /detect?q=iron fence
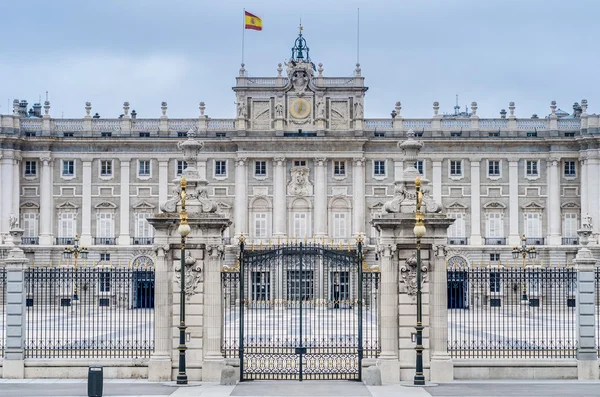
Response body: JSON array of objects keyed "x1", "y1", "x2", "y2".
[
  {"x1": 448, "y1": 266, "x2": 577, "y2": 359},
  {"x1": 24, "y1": 265, "x2": 155, "y2": 359},
  {"x1": 596, "y1": 268, "x2": 600, "y2": 357},
  {"x1": 0, "y1": 267, "x2": 6, "y2": 357}
]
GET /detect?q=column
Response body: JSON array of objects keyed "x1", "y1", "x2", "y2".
[
  {"x1": 469, "y1": 158, "x2": 482, "y2": 245},
  {"x1": 118, "y1": 160, "x2": 131, "y2": 245},
  {"x1": 234, "y1": 158, "x2": 247, "y2": 237},
  {"x1": 589, "y1": 153, "x2": 600, "y2": 239},
  {"x1": 1, "y1": 151, "x2": 14, "y2": 236},
  {"x1": 39, "y1": 156, "x2": 54, "y2": 245},
  {"x1": 432, "y1": 160, "x2": 442, "y2": 205},
  {"x1": 13, "y1": 154, "x2": 21, "y2": 217},
  {"x1": 158, "y1": 160, "x2": 169, "y2": 212},
  {"x1": 547, "y1": 157, "x2": 562, "y2": 245},
  {"x1": 573, "y1": 235, "x2": 599, "y2": 379},
  {"x1": 352, "y1": 157, "x2": 365, "y2": 237},
  {"x1": 378, "y1": 243, "x2": 399, "y2": 382},
  {"x1": 580, "y1": 157, "x2": 588, "y2": 219},
  {"x1": 273, "y1": 157, "x2": 286, "y2": 237},
  {"x1": 0, "y1": 153, "x2": 3, "y2": 239},
  {"x1": 429, "y1": 244, "x2": 453, "y2": 382},
  {"x1": 314, "y1": 158, "x2": 327, "y2": 237},
  {"x1": 81, "y1": 160, "x2": 92, "y2": 246},
  {"x1": 508, "y1": 160, "x2": 520, "y2": 246},
  {"x1": 394, "y1": 160, "x2": 404, "y2": 182},
  {"x1": 148, "y1": 245, "x2": 172, "y2": 381},
  {"x1": 3, "y1": 236, "x2": 28, "y2": 378}
]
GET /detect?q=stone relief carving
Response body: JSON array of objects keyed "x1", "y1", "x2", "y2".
[
  {"x1": 9, "y1": 212, "x2": 19, "y2": 229},
  {"x1": 252, "y1": 101, "x2": 271, "y2": 130},
  {"x1": 400, "y1": 253, "x2": 428, "y2": 297},
  {"x1": 175, "y1": 253, "x2": 203, "y2": 300},
  {"x1": 287, "y1": 166, "x2": 312, "y2": 196},
  {"x1": 275, "y1": 102, "x2": 284, "y2": 118},
  {"x1": 330, "y1": 101, "x2": 348, "y2": 130},
  {"x1": 583, "y1": 214, "x2": 593, "y2": 230},
  {"x1": 237, "y1": 99, "x2": 247, "y2": 118},
  {"x1": 316, "y1": 97, "x2": 325, "y2": 119},
  {"x1": 433, "y1": 244, "x2": 448, "y2": 258},
  {"x1": 160, "y1": 185, "x2": 181, "y2": 213},
  {"x1": 353, "y1": 98, "x2": 364, "y2": 119},
  {"x1": 422, "y1": 187, "x2": 443, "y2": 213},
  {"x1": 290, "y1": 70, "x2": 309, "y2": 94}
]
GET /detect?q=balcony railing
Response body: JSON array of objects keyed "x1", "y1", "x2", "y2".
[
  {"x1": 132, "y1": 237, "x2": 154, "y2": 245},
  {"x1": 526, "y1": 237, "x2": 545, "y2": 246},
  {"x1": 56, "y1": 237, "x2": 75, "y2": 245},
  {"x1": 448, "y1": 237, "x2": 468, "y2": 245},
  {"x1": 562, "y1": 237, "x2": 579, "y2": 246},
  {"x1": 93, "y1": 237, "x2": 116, "y2": 245},
  {"x1": 21, "y1": 237, "x2": 39, "y2": 245},
  {"x1": 485, "y1": 237, "x2": 506, "y2": 245}
]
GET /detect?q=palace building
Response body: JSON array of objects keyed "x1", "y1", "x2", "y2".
[{"x1": 1, "y1": 31, "x2": 599, "y2": 268}]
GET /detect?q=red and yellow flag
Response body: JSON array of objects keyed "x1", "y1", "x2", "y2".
[{"x1": 245, "y1": 11, "x2": 262, "y2": 31}]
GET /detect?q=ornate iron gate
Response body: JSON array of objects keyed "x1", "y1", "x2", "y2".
[{"x1": 221, "y1": 238, "x2": 380, "y2": 381}]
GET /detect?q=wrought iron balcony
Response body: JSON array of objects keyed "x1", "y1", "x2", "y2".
[
  {"x1": 562, "y1": 237, "x2": 579, "y2": 246},
  {"x1": 93, "y1": 237, "x2": 116, "y2": 245},
  {"x1": 484, "y1": 237, "x2": 506, "y2": 245},
  {"x1": 22, "y1": 237, "x2": 39, "y2": 245},
  {"x1": 56, "y1": 237, "x2": 75, "y2": 245},
  {"x1": 131, "y1": 237, "x2": 154, "y2": 245},
  {"x1": 448, "y1": 237, "x2": 468, "y2": 245},
  {"x1": 526, "y1": 237, "x2": 545, "y2": 246}
]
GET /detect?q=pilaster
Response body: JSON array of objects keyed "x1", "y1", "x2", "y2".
[
  {"x1": 118, "y1": 160, "x2": 131, "y2": 245},
  {"x1": 588, "y1": 154, "x2": 600, "y2": 238},
  {"x1": 158, "y1": 161, "x2": 169, "y2": 213},
  {"x1": 469, "y1": 158, "x2": 482, "y2": 245},
  {"x1": 273, "y1": 157, "x2": 287, "y2": 237},
  {"x1": 547, "y1": 157, "x2": 562, "y2": 245},
  {"x1": 39, "y1": 155, "x2": 54, "y2": 245},
  {"x1": 377, "y1": 241, "x2": 399, "y2": 382},
  {"x1": 234, "y1": 158, "x2": 248, "y2": 238},
  {"x1": 1, "y1": 151, "x2": 14, "y2": 235},
  {"x1": 429, "y1": 244, "x2": 453, "y2": 382},
  {"x1": 432, "y1": 160, "x2": 442, "y2": 205},
  {"x1": 508, "y1": 160, "x2": 520, "y2": 245},
  {"x1": 81, "y1": 160, "x2": 92, "y2": 246},
  {"x1": 580, "y1": 156, "x2": 588, "y2": 218},
  {"x1": 352, "y1": 157, "x2": 366, "y2": 237},
  {"x1": 12, "y1": 153, "x2": 21, "y2": 217}
]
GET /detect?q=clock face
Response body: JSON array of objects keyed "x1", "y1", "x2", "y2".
[{"x1": 290, "y1": 98, "x2": 311, "y2": 119}]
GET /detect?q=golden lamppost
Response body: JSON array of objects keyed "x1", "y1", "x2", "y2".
[
  {"x1": 413, "y1": 176, "x2": 426, "y2": 386},
  {"x1": 176, "y1": 177, "x2": 191, "y2": 385},
  {"x1": 62, "y1": 234, "x2": 89, "y2": 301},
  {"x1": 512, "y1": 234, "x2": 537, "y2": 302}
]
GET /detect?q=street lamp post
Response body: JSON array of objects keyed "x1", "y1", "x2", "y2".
[
  {"x1": 413, "y1": 176, "x2": 426, "y2": 386},
  {"x1": 512, "y1": 234, "x2": 537, "y2": 301},
  {"x1": 62, "y1": 234, "x2": 89, "y2": 301},
  {"x1": 176, "y1": 177, "x2": 191, "y2": 385}
]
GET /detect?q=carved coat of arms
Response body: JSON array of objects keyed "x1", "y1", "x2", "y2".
[{"x1": 287, "y1": 166, "x2": 313, "y2": 196}]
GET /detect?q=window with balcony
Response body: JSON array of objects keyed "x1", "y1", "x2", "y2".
[
  {"x1": 22, "y1": 213, "x2": 37, "y2": 243},
  {"x1": 333, "y1": 213, "x2": 347, "y2": 239},
  {"x1": 293, "y1": 213, "x2": 307, "y2": 238},
  {"x1": 59, "y1": 212, "x2": 76, "y2": 238},
  {"x1": 254, "y1": 213, "x2": 267, "y2": 238},
  {"x1": 134, "y1": 212, "x2": 154, "y2": 245},
  {"x1": 448, "y1": 213, "x2": 466, "y2": 244},
  {"x1": 525, "y1": 212, "x2": 542, "y2": 240},
  {"x1": 96, "y1": 212, "x2": 115, "y2": 245}
]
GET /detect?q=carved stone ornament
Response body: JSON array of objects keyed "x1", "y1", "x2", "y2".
[
  {"x1": 175, "y1": 254, "x2": 203, "y2": 300},
  {"x1": 400, "y1": 253, "x2": 428, "y2": 297},
  {"x1": 287, "y1": 166, "x2": 312, "y2": 196},
  {"x1": 433, "y1": 244, "x2": 448, "y2": 258}
]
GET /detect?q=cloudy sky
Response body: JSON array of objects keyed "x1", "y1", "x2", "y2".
[{"x1": 2, "y1": 0, "x2": 598, "y2": 119}]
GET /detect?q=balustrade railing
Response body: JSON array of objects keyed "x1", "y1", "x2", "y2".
[
  {"x1": 484, "y1": 237, "x2": 506, "y2": 245},
  {"x1": 24, "y1": 266, "x2": 154, "y2": 358},
  {"x1": 403, "y1": 119, "x2": 432, "y2": 130},
  {"x1": 132, "y1": 237, "x2": 154, "y2": 245},
  {"x1": 56, "y1": 237, "x2": 76, "y2": 245},
  {"x1": 479, "y1": 119, "x2": 509, "y2": 130},
  {"x1": 20, "y1": 119, "x2": 42, "y2": 132},
  {"x1": 53, "y1": 119, "x2": 84, "y2": 132},
  {"x1": 448, "y1": 266, "x2": 576, "y2": 359},
  {"x1": 132, "y1": 119, "x2": 159, "y2": 132},
  {"x1": 526, "y1": 237, "x2": 545, "y2": 246},
  {"x1": 92, "y1": 119, "x2": 121, "y2": 132},
  {"x1": 441, "y1": 119, "x2": 471, "y2": 129},
  {"x1": 168, "y1": 119, "x2": 197, "y2": 132},
  {"x1": 364, "y1": 119, "x2": 393, "y2": 130},
  {"x1": 448, "y1": 237, "x2": 469, "y2": 245},
  {"x1": 94, "y1": 237, "x2": 116, "y2": 246},
  {"x1": 207, "y1": 119, "x2": 235, "y2": 130},
  {"x1": 558, "y1": 119, "x2": 581, "y2": 130},
  {"x1": 22, "y1": 237, "x2": 39, "y2": 245},
  {"x1": 517, "y1": 119, "x2": 547, "y2": 130},
  {"x1": 562, "y1": 237, "x2": 579, "y2": 246}
]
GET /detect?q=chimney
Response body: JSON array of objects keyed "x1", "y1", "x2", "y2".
[{"x1": 33, "y1": 103, "x2": 42, "y2": 117}]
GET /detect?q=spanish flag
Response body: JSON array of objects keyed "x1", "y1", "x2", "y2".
[{"x1": 245, "y1": 11, "x2": 262, "y2": 31}]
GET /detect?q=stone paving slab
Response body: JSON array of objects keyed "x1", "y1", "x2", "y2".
[
  {"x1": 425, "y1": 381, "x2": 600, "y2": 397},
  {"x1": 230, "y1": 380, "x2": 371, "y2": 396}
]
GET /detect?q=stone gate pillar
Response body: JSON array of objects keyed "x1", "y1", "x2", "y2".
[{"x1": 148, "y1": 244, "x2": 172, "y2": 381}]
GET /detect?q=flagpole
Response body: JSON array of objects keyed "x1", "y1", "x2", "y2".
[
  {"x1": 357, "y1": 8, "x2": 360, "y2": 64},
  {"x1": 241, "y1": 8, "x2": 245, "y2": 65}
]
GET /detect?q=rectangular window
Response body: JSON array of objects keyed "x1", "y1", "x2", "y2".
[
  {"x1": 448, "y1": 213, "x2": 465, "y2": 238},
  {"x1": 333, "y1": 161, "x2": 346, "y2": 176},
  {"x1": 177, "y1": 131, "x2": 187, "y2": 138},
  {"x1": 414, "y1": 161, "x2": 424, "y2": 175},
  {"x1": 139, "y1": 132, "x2": 150, "y2": 138},
  {"x1": 135, "y1": 213, "x2": 154, "y2": 238},
  {"x1": 526, "y1": 213, "x2": 542, "y2": 238},
  {"x1": 564, "y1": 161, "x2": 576, "y2": 177},
  {"x1": 450, "y1": 160, "x2": 462, "y2": 176},
  {"x1": 489, "y1": 131, "x2": 500, "y2": 137},
  {"x1": 564, "y1": 213, "x2": 578, "y2": 238},
  {"x1": 293, "y1": 213, "x2": 307, "y2": 238},
  {"x1": 255, "y1": 160, "x2": 267, "y2": 177},
  {"x1": 488, "y1": 160, "x2": 500, "y2": 177},
  {"x1": 215, "y1": 160, "x2": 227, "y2": 177},
  {"x1": 22, "y1": 213, "x2": 37, "y2": 237},
  {"x1": 100, "y1": 253, "x2": 111, "y2": 262},
  {"x1": 374, "y1": 160, "x2": 386, "y2": 176},
  {"x1": 100, "y1": 160, "x2": 112, "y2": 177},
  {"x1": 101, "y1": 132, "x2": 112, "y2": 138},
  {"x1": 177, "y1": 160, "x2": 187, "y2": 176},
  {"x1": 486, "y1": 213, "x2": 503, "y2": 238},
  {"x1": 254, "y1": 213, "x2": 267, "y2": 238},
  {"x1": 59, "y1": 213, "x2": 76, "y2": 237},
  {"x1": 490, "y1": 253, "x2": 501, "y2": 262},
  {"x1": 527, "y1": 131, "x2": 538, "y2": 137},
  {"x1": 330, "y1": 271, "x2": 350, "y2": 302},
  {"x1": 251, "y1": 271, "x2": 270, "y2": 301},
  {"x1": 333, "y1": 213, "x2": 347, "y2": 239},
  {"x1": 526, "y1": 160, "x2": 538, "y2": 176},
  {"x1": 138, "y1": 160, "x2": 151, "y2": 177},
  {"x1": 63, "y1": 132, "x2": 74, "y2": 137},
  {"x1": 490, "y1": 272, "x2": 501, "y2": 293},
  {"x1": 97, "y1": 213, "x2": 114, "y2": 238},
  {"x1": 62, "y1": 160, "x2": 75, "y2": 177},
  {"x1": 294, "y1": 160, "x2": 306, "y2": 167},
  {"x1": 99, "y1": 272, "x2": 111, "y2": 293},
  {"x1": 24, "y1": 161, "x2": 37, "y2": 177},
  {"x1": 287, "y1": 270, "x2": 314, "y2": 301}
]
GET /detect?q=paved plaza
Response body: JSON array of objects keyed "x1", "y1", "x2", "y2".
[{"x1": 1, "y1": 380, "x2": 600, "y2": 397}]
